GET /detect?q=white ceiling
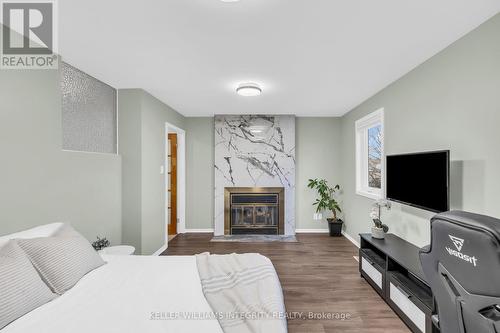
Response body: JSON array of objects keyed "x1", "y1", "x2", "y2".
[{"x1": 60, "y1": 0, "x2": 500, "y2": 117}]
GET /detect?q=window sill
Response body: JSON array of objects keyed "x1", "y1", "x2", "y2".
[{"x1": 356, "y1": 189, "x2": 382, "y2": 200}]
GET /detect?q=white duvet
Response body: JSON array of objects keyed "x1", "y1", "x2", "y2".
[{"x1": 3, "y1": 255, "x2": 223, "y2": 333}]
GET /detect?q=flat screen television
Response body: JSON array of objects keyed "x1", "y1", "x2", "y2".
[{"x1": 386, "y1": 150, "x2": 449, "y2": 213}]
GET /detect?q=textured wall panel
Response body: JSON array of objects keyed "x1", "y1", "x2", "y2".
[{"x1": 61, "y1": 62, "x2": 117, "y2": 153}]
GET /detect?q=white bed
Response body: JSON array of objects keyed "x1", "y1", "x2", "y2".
[{"x1": 3, "y1": 254, "x2": 224, "y2": 333}]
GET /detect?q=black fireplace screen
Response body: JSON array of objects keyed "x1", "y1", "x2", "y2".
[{"x1": 230, "y1": 194, "x2": 279, "y2": 235}]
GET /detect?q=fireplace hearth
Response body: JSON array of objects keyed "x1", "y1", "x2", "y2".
[{"x1": 224, "y1": 187, "x2": 284, "y2": 235}]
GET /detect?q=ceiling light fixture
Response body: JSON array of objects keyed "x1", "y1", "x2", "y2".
[
  {"x1": 249, "y1": 129, "x2": 264, "y2": 133},
  {"x1": 236, "y1": 83, "x2": 262, "y2": 97}
]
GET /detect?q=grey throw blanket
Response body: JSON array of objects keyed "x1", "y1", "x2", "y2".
[{"x1": 195, "y1": 252, "x2": 287, "y2": 333}]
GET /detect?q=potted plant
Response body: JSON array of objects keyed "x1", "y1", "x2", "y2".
[
  {"x1": 307, "y1": 178, "x2": 343, "y2": 236},
  {"x1": 92, "y1": 236, "x2": 110, "y2": 251},
  {"x1": 370, "y1": 200, "x2": 390, "y2": 239}
]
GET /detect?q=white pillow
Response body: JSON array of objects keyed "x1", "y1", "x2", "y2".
[
  {"x1": 0, "y1": 223, "x2": 64, "y2": 247},
  {"x1": 0, "y1": 240, "x2": 57, "y2": 329},
  {"x1": 16, "y1": 224, "x2": 106, "y2": 295}
]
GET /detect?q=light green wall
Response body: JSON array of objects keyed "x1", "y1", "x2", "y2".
[
  {"x1": 140, "y1": 91, "x2": 185, "y2": 254},
  {"x1": 4, "y1": 13, "x2": 499, "y2": 251},
  {"x1": 118, "y1": 89, "x2": 186, "y2": 254},
  {"x1": 340, "y1": 13, "x2": 500, "y2": 247},
  {"x1": 296, "y1": 117, "x2": 342, "y2": 230},
  {"x1": 0, "y1": 62, "x2": 122, "y2": 244},
  {"x1": 185, "y1": 117, "x2": 215, "y2": 230},
  {"x1": 118, "y1": 90, "x2": 142, "y2": 251}
]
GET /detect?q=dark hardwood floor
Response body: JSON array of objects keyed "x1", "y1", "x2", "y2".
[{"x1": 162, "y1": 233, "x2": 410, "y2": 333}]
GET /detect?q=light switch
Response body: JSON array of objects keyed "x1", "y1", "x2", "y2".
[{"x1": 160, "y1": 165, "x2": 165, "y2": 174}]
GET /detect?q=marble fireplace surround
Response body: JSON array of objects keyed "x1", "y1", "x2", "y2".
[{"x1": 214, "y1": 115, "x2": 296, "y2": 236}]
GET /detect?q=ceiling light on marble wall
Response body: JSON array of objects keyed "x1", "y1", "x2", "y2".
[
  {"x1": 236, "y1": 83, "x2": 262, "y2": 97},
  {"x1": 249, "y1": 128, "x2": 264, "y2": 134}
]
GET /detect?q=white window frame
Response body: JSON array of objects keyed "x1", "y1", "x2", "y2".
[{"x1": 355, "y1": 108, "x2": 384, "y2": 200}]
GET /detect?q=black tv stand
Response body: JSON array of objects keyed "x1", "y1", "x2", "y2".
[{"x1": 359, "y1": 233, "x2": 438, "y2": 333}]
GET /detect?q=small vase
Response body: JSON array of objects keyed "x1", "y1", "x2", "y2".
[{"x1": 371, "y1": 226, "x2": 385, "y2": 239}]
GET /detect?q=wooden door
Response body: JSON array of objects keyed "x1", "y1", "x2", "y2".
[{"x1": 168, "y1": 133, "x2": 177, "y2": 236}]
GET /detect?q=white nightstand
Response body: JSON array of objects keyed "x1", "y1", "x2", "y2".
[{"x1": 99, "y1": 245, "x2": 135, "y2": 256}]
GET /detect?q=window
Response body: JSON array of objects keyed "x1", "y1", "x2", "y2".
[{"x1": 356, "y1": 108, "x2": 384, "y2": 199}]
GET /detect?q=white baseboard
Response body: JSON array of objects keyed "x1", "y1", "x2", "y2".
[
  {"x1": 295, "y1": 229, "x2": 360, "y2": 247},
  {"x1": 152, "y1": 244, "x2": 168, "y2": 256},
  {"x1": 295, "y1": 229, "x2": 329, "y2": 233},
  {"x1": 342, "y1": 231, "x2": 360, "y2": 248},
  {"x1": 185, "y1": 228, "x2": 214, "y2": 233}
]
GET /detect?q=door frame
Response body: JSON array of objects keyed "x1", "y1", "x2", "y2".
[
  {"x1": 167, "y1": 133, "x2": 178, "y2": 236},
  {"x1": 165, "y1": 122, "x2": 186, "y2": 245}
]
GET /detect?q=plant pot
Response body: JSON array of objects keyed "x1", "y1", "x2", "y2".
[
  {"x1": 327, "y1": 218, "x2": 343, "y2": 237},
  {"x1": 371, "y1": 226, "x2": 385, "y2": 239}
]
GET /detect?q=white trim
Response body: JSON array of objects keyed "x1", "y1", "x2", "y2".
[
  {"x1": 295, "y1": 229, "x2": 329, "y2": 233},
  {"x1": 355, "y1": 108, "x2": 385, "y2": 200},
  {"x1": 116, "y1": 88, "x2": 119, "y2": 153},
  {"x1": 355, "y1": 108, "x2": 384, "y2": 128},
  {"x1": 152, "y1": 244, "x2": 168, "y2": 256},
  {"x1": 185, "y1": 229, "x2": 215, "y2": 233},
  {"x1": 342, "y1": 230, "x2": 360, "y2": 248},
  {"x1": 61, "y1": 149, "x2": 118, "y2": 156},
  {"x1": 173, "y1": 126, "x2": 186, "y2": 235},
  {"x1": 295, "y1": 229, "x2": 360, "y2": 248},
  {"x1": 356, "y1": 189, "x2": 382, "y2": 200}
]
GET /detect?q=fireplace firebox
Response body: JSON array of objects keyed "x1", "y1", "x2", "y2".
[{"x1": 224, "y1": 187, "x2": 284, "y2": 235}]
